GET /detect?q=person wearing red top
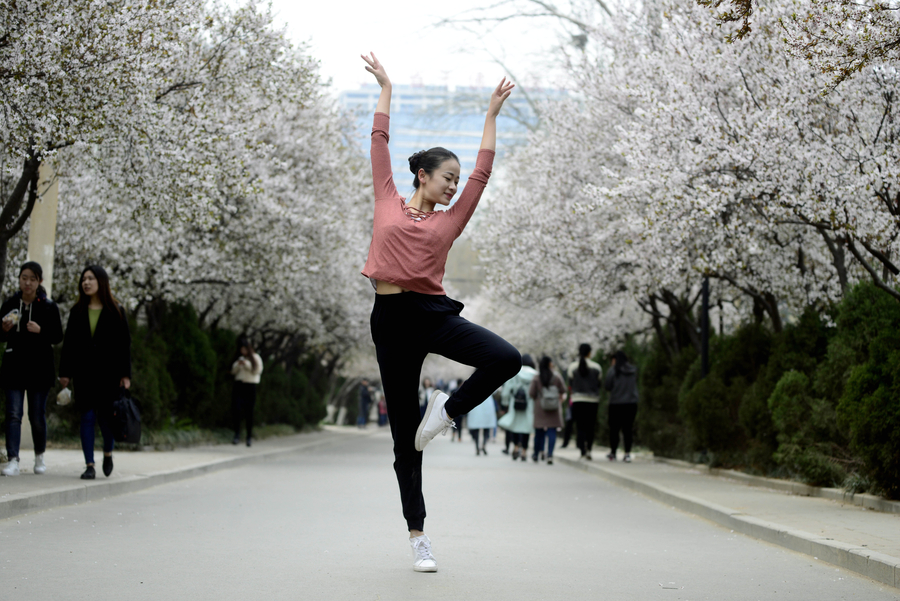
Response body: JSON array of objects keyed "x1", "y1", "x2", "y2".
[{"x1": 360, "y1": 52, "x2": 522, "y2": 573}]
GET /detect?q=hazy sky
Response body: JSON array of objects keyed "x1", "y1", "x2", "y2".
[{"x1": 269, "y1": 0, "x2": 566, "y2": 92}]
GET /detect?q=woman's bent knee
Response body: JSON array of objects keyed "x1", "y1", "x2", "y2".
[{"x1": 498, "y1": 346, "x2": 522, "y2": 379}]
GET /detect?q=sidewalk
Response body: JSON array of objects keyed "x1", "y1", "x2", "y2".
[
  {"x1": 0, "y1": 426, "x2": 362, "y2": 521},
  {"x1": 553, "y1": 443, "x2": 900, "y2": 589}
]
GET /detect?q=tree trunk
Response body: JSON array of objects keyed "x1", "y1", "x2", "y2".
[{"x1": 0, "y1": 154, "x2": 43, "y2": 292}]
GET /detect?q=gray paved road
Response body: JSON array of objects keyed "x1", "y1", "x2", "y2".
[{"x1": 1, "y1": 429, "x2": 897, "y2": 600}]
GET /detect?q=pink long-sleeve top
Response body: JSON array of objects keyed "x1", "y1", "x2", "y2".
[{"x1": 361, "y1": 112, "x2": 495, "y2": 295}]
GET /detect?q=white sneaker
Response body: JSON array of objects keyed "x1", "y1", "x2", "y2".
[
  {"x1": 2, "y1": 458, "x2": 20, "y2": 476},
  {"x1": 410, "y1": 534, "x2": 438, "y2": 572},
  {"x1": 415, "y1": 390, "x2": 455, "y2": 452},
  {"x1": 34, "y1": 454, "x2": 46, "y2": 475}
]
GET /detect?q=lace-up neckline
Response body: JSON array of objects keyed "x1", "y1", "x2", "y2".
[{"x1": 401, "y1": 199, "x2": 435, "y2": 222}]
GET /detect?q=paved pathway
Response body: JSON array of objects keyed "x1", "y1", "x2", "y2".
[{"x1": 0, "y1": 427, "x2": 898, "y2": 599}]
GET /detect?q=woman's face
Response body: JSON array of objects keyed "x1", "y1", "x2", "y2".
[
  {"x1": 82, "y1": 271, "x2": 98, "y2": 297},
  {"x1": 19, "y1": 269, "x2": 40, "y2": 297},
  {"x1": 419, "y1": 159, "x2": 460, "y2": 206},
  {"x1": 240, "y1": 346, "x2": 250, "y2": 357}
]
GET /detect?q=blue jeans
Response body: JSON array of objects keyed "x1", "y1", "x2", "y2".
[
  {"x1": 4, "y1": 389, "x2": 49, "y2": 458},
  {"x1": 533, "y1": 427, "x2": 558, "y2": 458},
  {"x1": 80, "y1": 409, "x2": 115, "y2": 465}
]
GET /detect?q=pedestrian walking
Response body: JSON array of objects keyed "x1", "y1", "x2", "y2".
[
  {"x1": 567, "y1": 343, "x2": 604, "y2": 460},
  {"x1": 58, "y1": 266, "x2": 131, "y2": 480},
  {"x1": 360, "y1": 52, "x2": 521, "y2": 573},
  {"x1": 357, "y1": 378, "x2": 372, "y2": 428},
  {"x1": 529, "y1": 356, "x2": 565, "y2": 465},
  {"x1": 0, "y1": 261, "x2": 64, "y2": 476},
  {"x1": 418, "y1": 377, "x2": 435, "y2": 419},
  {"x1": 377, "y1": 391, "x2": 388, "y2": 427},
  {"x1": 466, "y1": 393, "x2": 498, "y2": 455},
  {"x1": 604, "y1": 350, "x2": 639, "y2": 462},
  {"x1": 448, "y1": 378, "x2": 467, "y2": 442},
  {"x1": 497, "y1": 354, "x2": 537, "y2": 461},
  {"x1": 231, "y1": 338, "x2": 263, "y2": 446}
]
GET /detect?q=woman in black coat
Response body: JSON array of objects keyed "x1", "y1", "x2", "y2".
[
  {"x1": 0, "y1": 261, "x2": 64, "y2": 476},
  {"x1": 58, "y1": 266, "x2": 131, "y2": 480}
]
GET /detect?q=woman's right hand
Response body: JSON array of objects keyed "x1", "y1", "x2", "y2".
[
  {"x1": 58, "y1": 377, "x2": 70, "y2": 388},
  {"x1": 2, "y1": 319, "x2": 12, "y2": 332},
  {"x1": 361, "y1": 52, "x2": 391, "y2": 88}
]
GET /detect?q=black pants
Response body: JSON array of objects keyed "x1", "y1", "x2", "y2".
[
  {"x1": 608, "y1": 403, "x2": 637, "y2": 454},
  {"x1": 232, "y1": 382, "x2": 257, "y2": 440},
  {"x1": 470, "y1": 428, "x2": 490, "y2": 451},
  {"x1": 371, "y1": 292, "x2": 521, "y2": 532},
  {"x1": 515, "y1": 432, "x2": 530, "y2": 450},
  {"x1": 572, "y1": 402, "x2": 599, "y2": 456},
  {"x1": 562, "y1": 413, "x2": 573, "y2": 447}
]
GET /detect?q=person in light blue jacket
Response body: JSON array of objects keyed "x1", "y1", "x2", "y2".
[
  {"x1": 467, "y1": 391, "x2": 498, "y2": 455},
  {"x1": 497, "y1": 354, "x2": 537, "y2": 461}
]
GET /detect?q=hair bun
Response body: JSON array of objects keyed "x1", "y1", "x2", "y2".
[{"x1": 408, "y1": 150, "x2": 426, "y2": 174}]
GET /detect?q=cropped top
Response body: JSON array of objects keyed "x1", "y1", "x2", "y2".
[{"x1": 361, "y1": 112, "x2": 494, "y2": 295}]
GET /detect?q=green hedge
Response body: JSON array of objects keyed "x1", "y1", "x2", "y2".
[
  {"x1": 1, "y1": 300, "x2": 328, "y2": 446},
  {"x1": 631, "y1": 282, "x2": 900, "y2": 498}
]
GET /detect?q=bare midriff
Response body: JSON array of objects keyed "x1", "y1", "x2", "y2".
[{"x1": 376, "y1": 280, "x2": 409, "y2": 295}]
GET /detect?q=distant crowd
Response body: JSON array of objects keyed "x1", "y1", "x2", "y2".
[{"x1": 356, "y1": 343, "x2": 640, "y2": 465}]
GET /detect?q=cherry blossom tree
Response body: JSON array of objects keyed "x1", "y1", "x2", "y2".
[
  {"x1": 701, "y1": 0, "x2": 900, "y2": 90},
  {"x1": 1, "y1": 0, "x2": 309, "y2": 290},
  {"x1": 1, "y1": 1, "x2": 375, "y2": 372},
  {"x1": 477, "y1": 0, "x2": 899, "y2": 356}
]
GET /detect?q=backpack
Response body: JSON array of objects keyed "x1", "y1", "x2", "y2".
[
  {"x1": 512, "y1": 386, "x2": 527, "y2": 411},
  {"x1": 540, "y1": 384, "x2": 560, "y2": 411}
]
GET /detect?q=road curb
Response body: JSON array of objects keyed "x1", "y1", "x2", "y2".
[
  {"x1": 0, "y1": 435, "x2": 343, "y2": 522},
  {"x1": 558, "y1": 455, "x2": 900, "y2": 589},
  {"x1": 654, "y1": 457, "x2": 900, "y2": 514}
]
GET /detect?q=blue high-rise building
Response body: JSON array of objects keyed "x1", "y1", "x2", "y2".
[{"x1": 340, "y1": 84, "x2": 548, "y2": 197}]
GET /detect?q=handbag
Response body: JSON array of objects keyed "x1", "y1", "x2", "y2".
[
  {"x1": 540, "y1": 384, "x2": 560, "y2": 411},
  {"x1": 112, "y1": 389, "x2": 142, "y2": 444}
]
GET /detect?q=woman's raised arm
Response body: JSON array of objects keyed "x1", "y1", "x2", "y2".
[
  {"x1": 361, "y1": 52, "x2": 392, "y2": 114},
  {"x1": 480, "y1": 78, "x2": 515, "y2": 151}
]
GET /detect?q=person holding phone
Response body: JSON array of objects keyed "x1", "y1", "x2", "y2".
[{"x1": 0, "y1": 262, "x2": 63, "y2": 476}]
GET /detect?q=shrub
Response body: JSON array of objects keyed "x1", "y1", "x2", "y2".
[
  {"x1": 208, "y1": 327, "x2": 239, "y2": 429},
  {"x1": 129, "y1": 323, "x2": 177, "y2": 430},
  {"x1": 679, "y1": 324, "x2": 772, "y2": 463},
  {"x1": 815, "y1": 282, "x2": 900, "y2": 403},
  {"x1": 769, "y1": 370, "x2": 847, "y2": 486},
  {"x1": 637, "y1": 340, "x2": 696, "y2": 458},
  {"x1": 837, "y1": 334, "x2": 900, "y2": 498},
  {"x1": 738, "y1": 308, "x2": 832, "y2": 472},
  {"x1": 158, "y1": 303, "x2": 217, "y2": 426}
]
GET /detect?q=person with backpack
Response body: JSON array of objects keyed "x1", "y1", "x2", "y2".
[
  {"x1": 604, "y1": 350, "x2": 639, "y2": 462},
  {"x1": 0, "y1": 261, "x2": 64, "y2": 476},
  {"x1": 529, "y1": 356, "x2": 565, "y2": 465},
  {"x1": 498, "y1": 354, "x2": 537, "y2": 461},
  {"x1": 566, "y1": 343, "x2": 604, "y2": 460},
  {"x1": 58, "y1": 266, "x2": 132, "y2": 480}
]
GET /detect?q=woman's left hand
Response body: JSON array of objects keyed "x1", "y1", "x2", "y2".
[
  {"x1": 487, "y1": 77, "x2": 515, "y2": 118},
  {"x1": 120, "y1": 377, "x2": 131, "y2": 390},
  {"x1": 26, "y1": 321, "x2": 40, "y2": 333}
]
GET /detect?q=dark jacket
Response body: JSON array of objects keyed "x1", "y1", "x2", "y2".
[
  {"x1": 604, "y1": 363, "x2": 639, "y2": 405},
  {"x1": 0, "y1": 291, "x2": 64, "y2": 390},
  {"x1": 58, "y1": 303, "x2": 132, "y2": 410}
]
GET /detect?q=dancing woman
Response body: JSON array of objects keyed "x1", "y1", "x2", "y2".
[{"x1": 360, "y1": 52, "x2": 521, "y2": 572}]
